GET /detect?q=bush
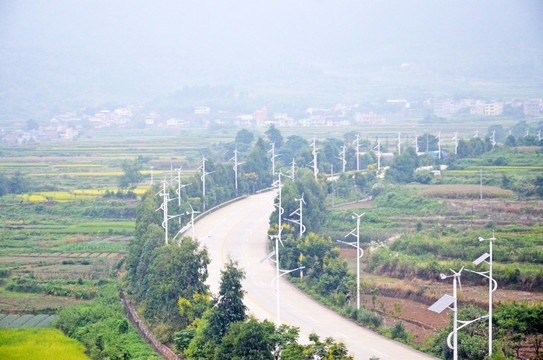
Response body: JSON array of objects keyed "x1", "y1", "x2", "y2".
[
  {"x1": 356, "y1": 308, "x2": 383, "y2": 328},
  {"x1": 390, "y1": 321, "x2": 408, "y2": 341},
  {"x1": 55, "y1": 284, "x2": 158, "y2": 360}
]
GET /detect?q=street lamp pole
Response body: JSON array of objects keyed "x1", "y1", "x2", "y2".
[
  {"x1": 467, "y1": 233, "x2": 497, "y2": 357},
  {"x1": 429, "y1": 267, "x2": 465, "y2": 360},
  {"x1": 340, "y1": 212, "x2": 365, "y2": 310}
]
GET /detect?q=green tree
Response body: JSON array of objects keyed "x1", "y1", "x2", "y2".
[
  {"x1": 504, "y1": 135, "x2": 516, "y2": 147},
  {"x1": 236, "y1": 129, "x2": 254, "y2": 145},
  {"x1": 119, "y1": 158, "x2": 144, "y2": 189},
  {"x1": 207, "y1": 259, "x2": 247, "y2": 339},
  {"x1": 144, "y1": 237, "x2": 210, "y2": 324},
  {"x1": 265, "y1": 124, "x2": 283, "y2": 148},
  {"x1": 281, "y1": 135, "x2": 309, "y2": 166},
  {"x1": 387, "y1": 147, "x2": 419, "y2": 183},
  {"x1": 244, "y1": 137, "x2": 272, "y2": 190},
  {"x1": 534, "y1": 176, "x2": 543, "y2": 197},
  {"x1": 185, "y1": 259, "x2": 247, "y2": 359},
  {"x1": 215, "y1": 318, "x2": 274, "y2": 360},
  {"x1": 6, "y1": 171, "x2": 28, "y2": 194}
]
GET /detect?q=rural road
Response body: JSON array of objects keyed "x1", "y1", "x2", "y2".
[{"x1": 192, "y1": 191, "x2": 438, "y2": 360}]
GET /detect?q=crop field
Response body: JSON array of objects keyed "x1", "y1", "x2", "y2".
[
  {"x1": 0, "y1": 133, "x2": 224, "y2": 319},
  {"x1": 0, "y1": 328, "x2": 89, "y2": 360},
  {"x1": 415, "y1": 184, "x2": 516, "y2": 199},
  {"x1": 0, "y1": 314, "x2": 59, "y2": 328}
]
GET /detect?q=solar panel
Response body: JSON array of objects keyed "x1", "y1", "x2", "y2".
[
  {"x1": 473, "y1": 252, "x2": 490, "y2": 266},
  {"x1": 428, "y1": 294, "x2": 455, "y2": 313},
  {"x1": 260, "y1": 250, "x2": 276, "y2": 263}
]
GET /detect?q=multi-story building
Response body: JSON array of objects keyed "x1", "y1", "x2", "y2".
[{"x1": 524, "y1": 100, "x2": 541, "y2": 116}]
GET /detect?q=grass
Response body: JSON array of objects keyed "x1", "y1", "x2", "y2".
[{"x1": 0, "y1": 328, "x2": 90, "y2": 360}]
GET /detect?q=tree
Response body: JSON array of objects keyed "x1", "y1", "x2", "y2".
[
  {"x1": 118, "y1": 158, "x2": 144, "y2": 189},
  {"x1": 280, "y1": 135, "x2": 309, "y2": 166},
  {"x1": 387, "y1": 147, "x2": 419, "y2": 183},
  {"x1": 144, "y1": 237, "x2": 210, "y2": 324},
  {"x1": 6, "y1": 171, "x2": 28, "y2": 194},
  {"x1": 215, "y1": 318, "x2": 274, "y2": 360},
  {"x1": 235, "y1": 129, "x2": 254, "y2": 145},
  {"x1": 265, "y1": 124, "x2": 283, "y2": 148},
  {"x1": 208, "y1": 259, "x2": 247, "y2": 339},
  {"x1": 534, "y1": 176, "x2": 543, "y2": 197},
  {"x1": 244, "y1": 138, "x2": 272, "y2": 190},
  {"x1": 504, "y1": 135, "x2": 516, "y2": 147},
  {"x1": 185, "y1": 259, "x2": 247, "y2": 359}
]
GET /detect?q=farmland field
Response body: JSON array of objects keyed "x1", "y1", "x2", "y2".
[{"x1": 0, "y1": 328, "x2": 89, "y2": 360}]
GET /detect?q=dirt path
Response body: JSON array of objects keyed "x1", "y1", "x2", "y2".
[{"x1": 119, "y1": 290, "x2": 180, "y2": 360}]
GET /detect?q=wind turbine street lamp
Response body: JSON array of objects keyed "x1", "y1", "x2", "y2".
[
  {"x1": 261, "y1": 232, "x2": 305, "y2": 326},
  {"x1": 175, "y1": 167, "x2": 191, "y2": 207},
  {"x1": 156, "y1": 179, "x2": 184, "y2": 244},
  {"x1": 268, "y1": 142, "x2": 280, "y2": 180},
  {"x1": 338, "y1": 212, "x2": 364, "y2": 309},
  {"x1": 173, "y1": 203, "x2": 201, "y2": 243},
  {"x1": 438, "y1": 131, "x2": 442, "y2": 160},
  {"x1": 336, "y1": 144, "x2": 347, "y2": 173},
  {"x1": 491, "y1": 130, "x2": 496, "y2": 148},
  {"x1": 429, "y1": 267, "x2": 463, "y2": 360},
  {"x1": 429, "y1": 267, "x2": 487, "y2": 360},
  {"x1": 413, "y1": 134, "x2": 419, "y2": 154},
  {"x1": 397, "y1": 132, "x2": 401, "y2": 155},
  {"x1": 310, "y1": 138, "x2": 319, "y2": 180},
  {"x1": 354, "y1": 133, "x2": 360, "y2": 171},
  {"x1": 290, "y1": 158, "x2": 296, "y2": 181},
  {"x1": 465, "y1": 233, "x2": 497, "y2": 357},
  {"x1": 374, "y1": 138, "x2": 382, "y2": 171},
  {"x1": 230, "y1": 148, "x2": 244, "y2": 194},
  {"x1": 199, "y1": 155, "x2": 214, "y2": 212},
  {"x1": 286, "y1": 194, "x2": 306, "y2": 238}
]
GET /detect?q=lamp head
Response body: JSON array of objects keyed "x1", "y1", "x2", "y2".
[
  {"x1": 478, "y1": 237, "x2": 485, "y2": 242},
  {"x1": 440, "y1": 273, "x2": 447, "y2": 280}
]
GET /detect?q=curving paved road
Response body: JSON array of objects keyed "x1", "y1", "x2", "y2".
[{"x1": 193, "y1": 191, "x2": 438, "y2": 360}]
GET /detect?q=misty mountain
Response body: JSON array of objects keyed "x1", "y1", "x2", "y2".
[{"x1": 1, "y1": 0, "x2": 542, "y2": 124}]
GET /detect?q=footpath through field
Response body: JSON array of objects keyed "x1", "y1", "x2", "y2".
[{"x1": 193, "y1": 190, "x2": 438, "y2": 360}]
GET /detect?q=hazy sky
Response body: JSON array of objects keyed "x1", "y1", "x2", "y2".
[{"x1": 1, "y1": 1, "x2": 542, "y2": 120}]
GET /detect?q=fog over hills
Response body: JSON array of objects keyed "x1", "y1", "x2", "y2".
[{"x1": 1, "y1": 0, "x2": 542, "y2": 124}]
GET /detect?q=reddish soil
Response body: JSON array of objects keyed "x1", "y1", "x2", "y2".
[{"x1": 339, "y1": 248, "x2": 543, "y2": 345}]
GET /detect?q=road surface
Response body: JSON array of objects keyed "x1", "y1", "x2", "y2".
[{"x1": 192, "y1": 191, "x2": 438, "y2": 360}]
